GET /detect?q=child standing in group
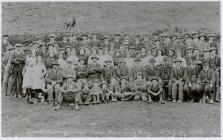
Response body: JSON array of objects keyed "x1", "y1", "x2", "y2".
[
  {"x1": 32, "y1": 56, "x2": 47, "y2": 103},
  {"x1": 22, "y1": 49, "x2": 36, "y2": 103}
]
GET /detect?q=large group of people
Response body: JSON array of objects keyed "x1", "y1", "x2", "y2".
[{"x1": 1, "y1": 31, "x2": 220, "y2": 110}]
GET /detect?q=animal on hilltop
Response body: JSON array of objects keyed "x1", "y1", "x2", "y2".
[{"x1": 64, "y1": 16, "x2": 76, "y2": 31}]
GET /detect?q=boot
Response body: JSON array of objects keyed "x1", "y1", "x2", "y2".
[
  {"x1": 201, "y1": 93, "x2": 206, "y2": 103},
  {"x1": 75, "y1": 104, "x2": 80, "y2": 110},
  {"x1": 54, "y1": 104, "x2": 60, "y2": 110},
  {"x1": 111, "y1": 95, "x2": 116, "y2": 102},
  {"x1": 168, "y1": 95, "x2": 172, "y2": 101},
  {"x1": 209, "y1": 93, "x2": 214, "y2": 104},
  {"x1": 172, "y1": 98, "x2": 176, "y2": 103},
  {"x1": 177, "y1": 99, "x2": 183, "y2": 103}
]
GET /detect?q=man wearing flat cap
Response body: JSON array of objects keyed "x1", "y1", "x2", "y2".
[
  {"x1": 185, "y1": 46, "x2": 194, "y2": 65},
  {"x1": 208, "y1": 33, "x2": 219, "y2": 55},
  {"x1": 191, "y1": 31, "x2": 200, "y2": 49},
  {"x1": 2, "y1": 34, "x2": 11, "y2": 55},
  {"x1": 197, "y1": 33, "x2": 210, "y2": 56},
  {"x1": 122, "y1": 33, "x2": 130, "y2": 46},
  {"x1": 185, "y1": 35, "x2": 194, "y2": 48},
  {"x1": 142, "y1": 33, "x2": 152, "y2": 49},
  {"x1": 147, "y1": 76, "x2": 165, "y2": 104},
  {"x1": 170, "y1": 59, "x2": 185, "y2": 103},
  {"x1": 209, "y1": 47, "x2": 220, "y2": 102},
  {"x1": 100, "y1": 35, "x2": 110, "y2": 51},
  {"x1": 45, "y1": 60, "x2": 63, "y2": 106},
  {"x1": 59, "y1": 34, "x2": 70, "y2": 48},
  {"x1": 158, "y1": 56, "x2": 173, "y2": 101},
  {"x1": 90, "y1": 32, "x2": 100, "y2": 49},
  {"x1": 183, "y1": 56, "x2": 202, "y2": 103},
  {"x1": 145, "y1": 58, "x2": 160, "y2": 83},
  {"x1": 47, "y1": 34, "x2": 57, "y2": 46},
  {"x1": 101, "y1": 60, "x2": 114, "y2": 85},
  {"x1": 161, "y1": 34, "x2": 172, "y2": 56},
  {"x1": 55, "y1": 74, "x2": 81, "y2": 110},
  {"x1": 79, "y1": 34, "x2": 90, "y2": 49},
  {"x1": 45, "y1": 45, "x2": 57, "y2": 69},
  {"x1": 172, "y1": 35, "x2": 185, "y2": 57},
  {"x1": 113, "y1": 58, "x2": 129, "y2": 82},
  {"x1": 69, "y1": 33, "x2": 79, "y2": 52},
  {"x1": 11, "y1": 44, "x2": 26, "y2": 98},
  {"x1": 114, "y1": 33, "x2": 121, "y2": 50},
  {"x1": 131, "y1": 57, "x2": 145, "y2": 80},
  {"x1": 87, "y1": 54, "x2": 103, "y2": 86},
  {"x1": 133, "y1": 72, "x2": 147, "y2": 101},
  {"x1": 2, "y1": 45, "x2": 15, "y2": 96},
  {"x1": 57, "y1": 48, "x2": 68, "y2": 78},
  {"x1": 130, "y1": 34, "x2": 143, "y2": 52},
  {"x1": 139, "y1": 46, "x2": 147, "y2": 59},
  {"x1": 76, "y1": 56, "x2": 89, "y2": 95},
  {"x1": 197, "y1": 61, "x2": 215, "y2": 104}
]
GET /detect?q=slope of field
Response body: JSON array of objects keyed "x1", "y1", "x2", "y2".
[{"x1": 2, "y1": 2, "x2": 220, "y2": 35}]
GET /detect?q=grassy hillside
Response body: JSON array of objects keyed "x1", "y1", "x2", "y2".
[{"x1": 2, "y1": 2, "x2": 220, "y2": 36}]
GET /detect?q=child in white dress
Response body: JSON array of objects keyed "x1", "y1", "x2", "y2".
[
  {"x1": 22, "y1": 50, "x2": 36, "y2": 101},
  {"x1": 32, "y1": 56, "x2": 47, "y2": 103}
]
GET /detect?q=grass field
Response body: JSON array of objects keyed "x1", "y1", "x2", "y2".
[{"x1": 1, "y1": 96, "x2": 221, "y2": 137}]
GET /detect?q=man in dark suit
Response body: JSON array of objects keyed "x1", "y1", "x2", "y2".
[
  {"x1": 197, "y1": 61, "x2": 215, "y2": 104},
  {"x1": 170, "y1": 59, "x2": 185, "y2": 103},
  {"x1": 183, "y1": 56, "x2": 201, "y2": 102},
  {"x1": 11, "y1": 44, "x2": 26, "y2": 98}
]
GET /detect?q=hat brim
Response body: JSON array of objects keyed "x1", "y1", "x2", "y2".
[
  {"x1": 174, "y1": 60, "x2": 182, "y2": 63},
  {"x1": 91, "y1": 57, "x2": 99, "y2": 60}
]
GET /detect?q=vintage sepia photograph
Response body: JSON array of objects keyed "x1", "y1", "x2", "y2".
[{"x1": 1, "y1": 1, "x2": 221, "y2": 137}]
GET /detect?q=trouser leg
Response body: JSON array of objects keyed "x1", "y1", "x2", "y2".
[
  {"x1": 2, "y1": 71, "x2": 10, "y2": 95},
  {"x1": 12, "y1": 70, "x2": 18, "y2": 96},
  {"x1": 105, "y1": 93, "x2": 110, "y2": 101},
  {"x1": 17, "y1": 69, "x2": 23, "y2": 96},
  {"x1": 172, "y1": 83, "x2": 177, "y2": 100},
  {"x1": 179, "y1": 82, "x2": 184, "y2": 100},
  {"x1": 214, "y1": 70, "x2": 220, "y2": 101},
  {"x1": 183, "y1": 84, "x2": 194, "y2": 100},
  {"x1": 57, "y1": 92, "x2": 63, "y2": 103},
  {"x1": 54, "y1": 84, "x2": 60, "y2": 102},
  {"x1": 47, "y1": 84, "x2": 54, "y2": 102},
  {"x1": 141, "y1": 92, "x2": 148, "y2": 101},
  {"x1": 7, "y1": 75, "x2": 13, "y2": 96},
  {"x1": 75, "y1": 92, "x2": 81, "y2": 103},
  {"x1": 159, "y1": 92, "x2": 164, "y2": 101}
]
